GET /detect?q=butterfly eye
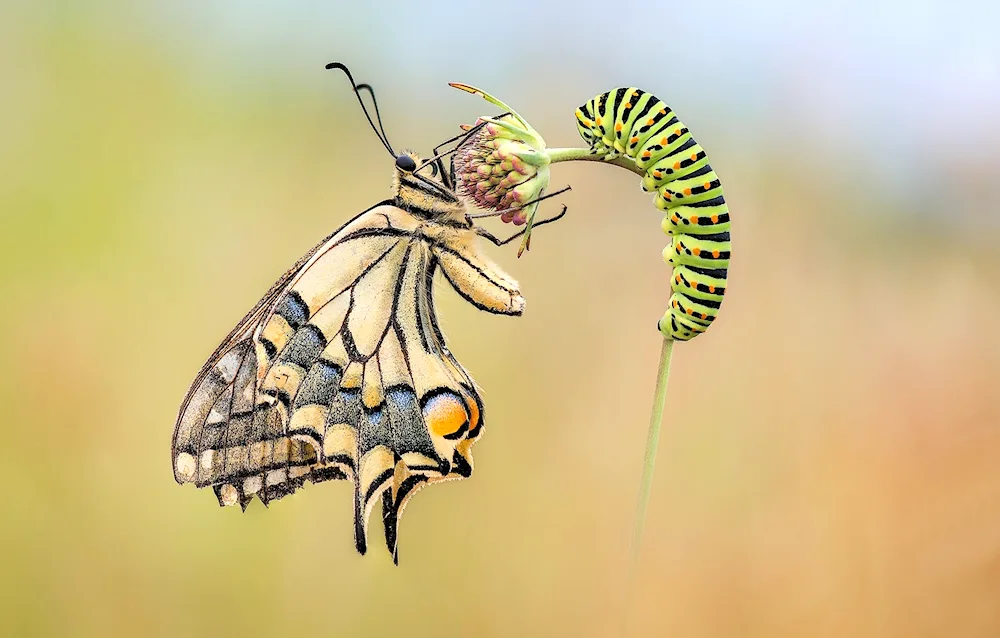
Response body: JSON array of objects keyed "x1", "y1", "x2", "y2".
[{"x1": 395, "y1": 154, "x2": 417, "y2": 172}]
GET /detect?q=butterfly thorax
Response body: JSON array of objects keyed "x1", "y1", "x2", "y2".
[{"x1": 391, "y1": 154, "x2": 468, "y2": 225}]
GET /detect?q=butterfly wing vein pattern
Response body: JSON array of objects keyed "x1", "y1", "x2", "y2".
[{"x1": 172, "y1": 202, "x2": 524, "y2": 562}]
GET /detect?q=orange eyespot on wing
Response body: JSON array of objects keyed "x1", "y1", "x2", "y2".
[{"x1": 423, "y1": 392, "x2": 470, "y2": 440}]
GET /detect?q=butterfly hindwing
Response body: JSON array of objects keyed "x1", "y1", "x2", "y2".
[
  {"x1": 172, "y1": 202, "x2": 523, "y2": 561},
  {"x1": 171, "y1": 215, "x2": 349, "y2": 497}
]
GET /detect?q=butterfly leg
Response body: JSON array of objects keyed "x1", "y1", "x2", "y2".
[
  {"x1": 476, "y1": 205, "x2": 568, "y2": 246},
  {"x1": 430, "y1": 118, "x2": 496, "y2": 158},
  {"x1": 419, "y1": 119, "x2": 495, "y2": 186},
  {"x1": 468, "y1": 185, "x2": 571, "y2": 221}
]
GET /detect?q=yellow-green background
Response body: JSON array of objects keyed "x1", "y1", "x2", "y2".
[{"x1": 3, "y1": 2, "x2": 999, "y2": 636}]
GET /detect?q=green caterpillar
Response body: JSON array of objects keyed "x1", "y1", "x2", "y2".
[{"x1": 575, "y1": 89, "x2": 730, "y2": 342}]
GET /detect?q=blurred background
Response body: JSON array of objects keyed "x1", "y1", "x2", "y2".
[{"x1": 2, "y1": 1, "x2": 999, "y2": 636}]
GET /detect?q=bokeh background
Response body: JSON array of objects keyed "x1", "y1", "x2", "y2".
[{"x1": 3, "y1": 1, "x2": 1000, "y2": 636}]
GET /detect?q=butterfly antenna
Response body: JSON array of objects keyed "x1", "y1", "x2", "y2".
[
  {"x1": 325, "y1": 62, "x2": 395, "y2": 156},
  {"x1": 356, "y1": 83, "x2": 394, "y2": 157}
]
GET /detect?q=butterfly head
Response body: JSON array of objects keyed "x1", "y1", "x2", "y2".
[
  {"x1": 394, "y1": 153, "x2": 418, "y2": 173},
  {"x1": 393, "y1": 150, "x2": 443, "y2": 181},
  {"x1": 392, "y1": 150, "x2": 465, "y2": 220}
]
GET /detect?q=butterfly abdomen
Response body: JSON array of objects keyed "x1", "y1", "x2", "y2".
[{"x1": 575, "y1": 88, "x2": 730, "y2": 341}]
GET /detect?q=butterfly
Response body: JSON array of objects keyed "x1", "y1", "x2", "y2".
[{"x1": 171, "y1": 63, "x2": 566, "y2": 563}]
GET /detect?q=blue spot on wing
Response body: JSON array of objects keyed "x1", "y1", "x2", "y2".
[
  {"x1": 275, "y1": 291, "x2": 310, "y2": 330},
  {"x1": 278, "y1": 324, "x2": 327, "y2": 369},
  {"x1": 294, "y1": 360, "x2": 342, "y2": 409},
  {"x1": 359, "y1": 407, "x2": 390, "y2": 456},
  {"x1": 384, "y1": 386, "x2": 437, "y2": 459}
]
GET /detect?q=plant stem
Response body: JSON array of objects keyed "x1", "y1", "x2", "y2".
[
  {"x1": 623, "y1": 337, "x2": 674, "y2": 635},
  {"x1": 545, "y1": 151, "x2": 672, "y2": 530},
  {"x1": 632, "y1": 337, "x2": 674, "y2": 557},
  {"x1": 546, "y1": 147, "x2": 647, "y2": 177},
  {"x1": 543, "y1": 148, "x2": 676, "y2": 633}
]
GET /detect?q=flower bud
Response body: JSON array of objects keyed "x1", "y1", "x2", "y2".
[{"x1": 450, "y1": 83, "x2": 557, "y2": 255}]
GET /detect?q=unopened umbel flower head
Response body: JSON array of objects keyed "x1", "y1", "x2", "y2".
[
  {"x1": 453, "y1": 114, "x2": 550, "y2": 226},
  {"x1": 450, "y1": 83, "x2": 551, "y2": 253}
]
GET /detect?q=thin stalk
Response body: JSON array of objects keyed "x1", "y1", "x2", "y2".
[
  {"x1": 546, "y1": 147, "x2": 675, "y2": 561},
  {"x1": 623, "y1": 337, "x2": 674, "y2": 635},
  {"x1": 546, "y1": 147, "x2": 647, "y2": 177},
  {"x1": 632, "y1": 337, "x2": 674, "y2": 557},
  {"x1": 535, "y1": 148, "x2": 676, "y2": 633}
]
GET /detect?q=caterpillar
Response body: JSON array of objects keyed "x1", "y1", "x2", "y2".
[{"x1": 575, "y1": 88, "x2": 730, "y2": 342}]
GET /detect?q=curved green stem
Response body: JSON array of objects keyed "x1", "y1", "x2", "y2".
[
  {"x1": 546, "y1": 147, "x2": 675, "y2": 563},
  {"x1": 539, "y1": 145, "x2": 676, "y2": 634},
  {"x1": 545, "y1": 150, "x2": 673, "y2": 558},
  {"x1": 546, "y1": 147, "x2": 647, "y2": 177}
]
